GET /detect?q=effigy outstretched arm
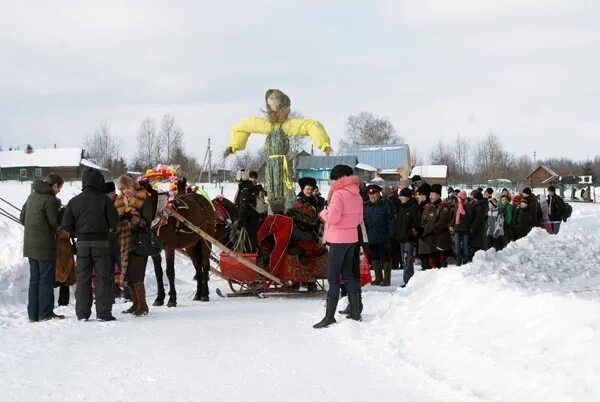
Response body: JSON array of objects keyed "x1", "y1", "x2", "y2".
[
  {"x1": 285, "y1": 118, "x2": 332, "y2": 154},
  {"x1": 224, "y1": 117, "x2": 271, "y2": 157}
]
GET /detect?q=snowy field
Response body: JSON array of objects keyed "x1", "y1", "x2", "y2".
[{"x1": 1, "y1": 180, "x2": 600, "y2": 401}]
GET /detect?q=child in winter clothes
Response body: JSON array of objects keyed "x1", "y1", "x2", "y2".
[
  {"x1": 486, "y1": 198, "x2": 499, "y2": 250},
  {"x1": 451, "y1": 191, "x2": 470, "y2": 266},
  {"x1": 496, "y1": 195, "x2": 514, "y2": 249}
]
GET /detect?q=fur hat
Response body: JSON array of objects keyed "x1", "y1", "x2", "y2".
[
  {"x1": 399, "y1": 187, "x2": 413, "y2": 198},
  {"x1": 236, "y1": 169, "x2": 250, "y2": 182},
  {"x1": 298, "y1": 177, "x2": 317, "y2": 190},
  {"x1": 330, "y1": 165, "x2": 354, "y2": 181},
  {"x1": 431, "y1": 184, "x2": 443, "y2": 195},
  {"x1": 416, "y1": 183, "x2": 431, "y2": 197},
  {"x1": 366, "y1": 184, "x2": 382, "y2": 195}
]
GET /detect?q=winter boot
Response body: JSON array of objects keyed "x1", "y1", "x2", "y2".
[
  {"x1": 381, "y1": 261, "x2": 392, "y2": 286},
  {"x1": 372, "y1": 260, "x2": 383, "y2": 285},
  {"x1": 338, "y1": 298, "x2": 351, "y2": 315},
  {"x1": 313, "y1": 297, "x2": 338, "y2": 329},
  {"x1": 347, "y1": 291, "x2": 362, "y2": 321},
  {"x1": 122, "y1": 282, "x2": 138, "y2": 314},
  {"x1": 133, "y1": 282, "x2": 149, "y2": 316},
  {"x1": 58, "y1": 285, "x2": 70, "y2": 306}
]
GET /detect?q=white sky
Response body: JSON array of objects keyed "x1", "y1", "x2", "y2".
[{"x1": 0, "y1": 0, "x2": 598, "y2": 164}]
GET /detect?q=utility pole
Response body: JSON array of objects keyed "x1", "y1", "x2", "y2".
[{"x1": 198, "y1": 138, "x2": 212, "y2": 183}]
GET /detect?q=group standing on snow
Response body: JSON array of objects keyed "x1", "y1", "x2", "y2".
[{"x1": 19, "y1": 168, "x2": 571, "y2": 327}]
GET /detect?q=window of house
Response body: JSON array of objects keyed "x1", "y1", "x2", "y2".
[
  {"x1": 34, "y1": 168, "x2": 42, "y2": 177},
  {"x1": 20, "y1": 169, "x2": 27, "y2": 178}
]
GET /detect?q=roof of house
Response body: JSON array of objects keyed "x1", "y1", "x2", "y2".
[
  {"x1": 296, "y1": 155, "x2": 359, "y2": 170},
  {"x1": 338, "y1": 144, "x2": 410, "y2": 170},
  {"x1": 81, "y1": 158, "x2": 109, "y2": 172},
  {"x1": 410, "y1": 165, "x2": 448, "y2": 178},
  {"x1": 526, "y1": 165, "x2": 560, "y2": 180},
  {"x1": 0, "y1": 147, "x2": 83, "y2": 168}
]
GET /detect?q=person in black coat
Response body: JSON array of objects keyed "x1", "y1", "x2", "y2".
[
  {"x1": 395, "y1": 188, "x2": 420, "y2": 286},
  {"x1": 234, "y1": 170, "x2": 261, "y2": 251},
  {"x1": 547, "y1": 185, "x2": 566, "y2": 234},
  {"x1": 469, "y1": 190, "x2": 487, "y2": 258},
  {"x1": 62, "y1": 168, "x2": 119, "y2": 321},
  {"x1": 363, "y1": 184, "x2": 396, "y2": 285},
  {"x1": 514, "y1": 197, "x2": 535, "y2": 239}
]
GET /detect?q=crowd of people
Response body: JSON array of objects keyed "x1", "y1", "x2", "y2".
[
  {"x1": 21, "y1": 170, "x2": 157, "y2": 322},
  {"x1": 19, "y1": 166, "x2": 571, "y2": 327}
]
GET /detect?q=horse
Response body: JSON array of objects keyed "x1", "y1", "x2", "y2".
[
  {"x1": 151, "y1": 192, "x2": 216, "y2": 307},
  {"x1": 151, "y1": 193, "x2": 237, "y2": 307}
]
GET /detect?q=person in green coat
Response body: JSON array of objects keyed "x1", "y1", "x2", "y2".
[{"x1": 20, "y1": 174, "x2": 65, "y2": 322}]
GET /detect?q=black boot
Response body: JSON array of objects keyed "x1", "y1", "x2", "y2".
[
  {"x1": 58, "y1": 285, "x2": 70, "y2": 306},
  {"x1": 313, "y1": 297, "x2": 338, "y2": 329},
  {"x1": 347, "y1": 291, "x2": 362, "y2": 321},
  {"x1": 338, "y1": 300, "x2": 350, "y2": 315},
  {"x1": 372, "y1": 260, "x2": 383, "y2": 285},
  {"x1": 381, "y1": 262, "x2": 392, "y2": 286}
]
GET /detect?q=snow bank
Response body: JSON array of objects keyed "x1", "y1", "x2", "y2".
[
  {"x1": 336, "y1": 202, "x2": 600, "y2": 401},
  {"x1": 0, "y1": 220, "x2": 29, "y2": 316}
]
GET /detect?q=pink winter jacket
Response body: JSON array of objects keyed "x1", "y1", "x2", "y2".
[{"x1": 319, "y1": 175, "x2": 364, "y2": 244}]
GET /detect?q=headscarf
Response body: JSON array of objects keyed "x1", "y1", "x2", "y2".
[{"x1": 455, "y1": 190, "x2": 467, "y2": 225}]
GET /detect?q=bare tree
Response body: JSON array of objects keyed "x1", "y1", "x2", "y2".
[
  {"x1": 134, "y1": 117, "x2": 163, "y2": 170},
  {"x1": 159, "y1": 114, "x2": 183, "y2": 164},
  {"x1": 452, "y1": 134, "x2": 471, "y2": 179},
  {"x1": 429, "y1": 139, "x2": 457, "y2": 178},
  {"x1": 473, "y1": 131, "x2": 513, "y2": 181},
  {"x1": 83, "y1": 121, "x2": 122, "y2": 169},
  {"x1": 340, "y1": 111, "x2": 404, "y2": 148}
]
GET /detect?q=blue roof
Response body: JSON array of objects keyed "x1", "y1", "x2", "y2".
[
  {"x1": 296, "y1": 155, "x2": 358, "y2": 170},
  {"x1": 338, "y1": 144, "x2": 410, "y2": 170}
]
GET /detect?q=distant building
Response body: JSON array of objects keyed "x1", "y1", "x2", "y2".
[
  {"x1": 0, "y1": 146, "x2": 107, "y2": 181},
  {"x1": 338, "y1": 144, "x2": 412, "y2": 179},
  {"x1": 525, "y1": 165, "x2": 561, "y2": 186},
  {"x1": 410, "y1": 165, "x2": 449, "y2": 185},
  {"x1": 295, "y1": 155, "x2": 376, "y2": 182}
]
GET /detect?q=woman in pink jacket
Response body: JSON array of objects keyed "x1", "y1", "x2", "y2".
[{"x1": 314, "y1": 165, "x2": 364, "y2": 328}]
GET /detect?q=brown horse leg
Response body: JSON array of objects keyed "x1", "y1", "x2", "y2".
[
  {"x1": 152, "y1": 254, "x2": 165, "y2": 306},
  {"x1": 165, "y1": 249, "x2": 177, "y2": 307}
]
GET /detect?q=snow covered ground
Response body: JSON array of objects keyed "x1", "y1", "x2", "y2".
[{"x1": 1, "y1": 180, "x2": 599, "y2": 401}]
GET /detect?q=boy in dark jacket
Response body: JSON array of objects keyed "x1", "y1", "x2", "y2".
[
  {"x1": 62, "y1": 169, "x2": 119, "y2": 321},
  {"x1": 547, "y1": 185, "x2": 566, "y2": 234},
  {"x1": 469, "y1": 190, "x2": 487, "y2": 258},
  {"x1": 20, "y1": 174, "x2": 65, "y2": 322},
  {"x1": 395, "y1": 188, "x2": 420, "y2": 285}
]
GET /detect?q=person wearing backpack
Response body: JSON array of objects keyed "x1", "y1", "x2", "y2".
[{"x1": 547, "y1": 185, "x2": 566, "y2": 234}]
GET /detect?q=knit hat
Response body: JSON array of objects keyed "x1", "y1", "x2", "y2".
[
  {"x1": 330, "y1": 165, "x2": 354, "y2": 181},
  {"x1": 457, "y1": 190, "x2": 467, "y2": 200},
  {"x1": 431, "y1": 184, "x2": 443, "y2": 195},
  {"x1": 416, "y1": 183, "x2": 431, "y2": 197},
  {"x1": 298, "y1": 177, "x2": 317, "y2": 190},
  {"x1": 399, "y1": 187, "x2": 413, "y2": 198},
  {"x1": 522, "y1": 187, "x2": 532, "y2": 195},
  {"x1": 411, "y1": 175, "x2": 422, "y2": 182},
  {"x1": 104, "y1": 181, "x2": 116, "y2": 194},
  {"x1": 485, "y1": 187, "x2": 494, "y2": 195},
  {"x1": 366, "y1": 184, "x2": 382, "y2": 195},
  {"x1": 489, "y1": 198, "x2": 498, "y2": 207}
]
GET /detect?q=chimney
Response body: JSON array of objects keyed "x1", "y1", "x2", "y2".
[{"x1": 25, "y1": 144, "x2": 34, "y2": 154}]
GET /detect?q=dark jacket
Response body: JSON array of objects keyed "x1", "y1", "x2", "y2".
[
  {"x1": 514, "y1": 205, "x2": 534, "y2": 239},
  {"x1": 395, "y1": 197, "x2": 420, "y2": 243},
  {"x1": 452, "y1": 200, "x2": 471, "y2": 233},
  {"x1": 61, "y1": 169, "x2": 119, "y2": 242},
  {"x1": 525, "y1": 196, "x2": 542, "y2": 227},
  {"x1": 547, "y1": 195, "x2": 566, "y2": 222},
  {"x1": 469, "y1": 199, "x2": 487, "y2": 250},
  {"x1": 364, "y1": 197, "x2": 396, "y2": 244},
  {"x1": 20, "y1": 180, "x2": 60, "y2": 260}
]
